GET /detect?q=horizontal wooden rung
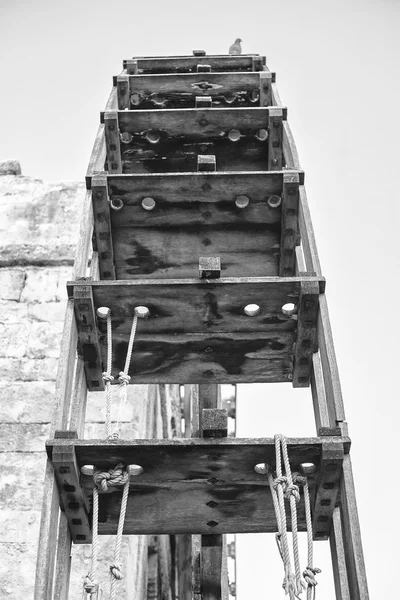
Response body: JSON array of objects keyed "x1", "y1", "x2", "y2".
[
  {"x1": 46, "y1": 435, "x2": 348, "y2": 540},
  {"x1": 68, "y1": 276, "x2": 324, "y2": 387},
  {"x1": 123, "y1": 55, "x2": 265, "y2": 74}
]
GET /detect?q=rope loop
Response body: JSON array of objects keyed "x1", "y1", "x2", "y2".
[
  {"x1": 285, "y1": 483, "x2": 301, "y2": 503},
  {"x1": 102, "y1": 372, "x2": 114, "y2": 383},
  {"x1": 273, "y1": 474, "x2": 287, "y2": 491},
  {"x1": 93, "y1": 463, "x2": 129, "y2": 492},
  {"x1": 83, "y1": 575, "x2": 99, "y2": 594},
  {"x1": 118, "y1": 372, "x2": 131, "y2": 386},
  {"x1": 303, "y1": 566, "x2": 321, "y2": 587},
  {"x1": 108, "y1": 432, "x2": 120, "y2": 440},
  {"x1": 110, "y1": 562, "x2": 123, "y2": 581}
]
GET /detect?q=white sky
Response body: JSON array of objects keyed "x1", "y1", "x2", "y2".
[{"x1": 1, "y1": 0, "x2": 399, "y2": 598}]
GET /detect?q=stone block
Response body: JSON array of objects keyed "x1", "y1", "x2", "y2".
[
  {"x1": 20, "y1": 266, "x2": 72, "y2": 303},
  {"x1": 0, "y1": 452, "x2": 46, "y2": 509},
  {"x1": 0, "y1": 381, "x2": 55, "y2": 422},
  {"x1": 0, "y1": 300, "x2": 28, "y2": 322},
  {"x1": 28, "y1": 301, "x2": 66, "y2": 322},
  {"x1": 27, "y1": 321, "x2": 64, "y2": 359},
  {"x1": 0, "y1": 424, "x2": 49, "y2": 452},
  {"x1": 0, "y1": 542, "x2": 38, "y2": 598},
  {"x1": 0, "y1": 268, "x2": 26, "y2": 301},
  {"x1": 0, "y1": 321, "x2": 31, "y2": 357},
  {"x1": 0, "y1": 357, "x2": 59, "y2": 381},
  {"x1": 0, "y1": 174, "x2": 84, "y2": 265},
  {"x1": 0, "y1": 160, "x2": 21, "y2": 175},
  {"x1": 0, "y1": 509, "x2": 41, "y2": 543}
]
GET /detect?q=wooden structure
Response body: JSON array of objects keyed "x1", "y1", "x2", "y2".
[{"x1": 35, "y1": 51, "x2": 369, "y2": 599}]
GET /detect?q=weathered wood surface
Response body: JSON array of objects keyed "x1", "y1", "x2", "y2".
[
  {"x1": 85, "y1": 123, "x2": 106, "y2": 189},
  {"x1": 91, "y1": 174, "x2": 116, "y2": 280},
  {"x1": 293, "y1": 280, "x2": 320, "y2": 387},
  {"x1": 124, "y1": 55, "x2": 265, "y2": 74},
  {"x1": 46, "y1": 437, "x2": 349, "y2": 536},
  {"x1": 68, "y1": 276, "x2": 323, "y2": 385},
  {"x1": 120, "y1": 72, "x2": 267, "y2": 109},
  {"x1": 100, "y1": 108, "x2": 285, "y2": 173},
  {"x1": 280, "y1": 171, "x2": 300, "y2": 276},
  {"x1": 104, "y1": 110, "x2": 123, "y2": 173},
  {"x1": 312, "y1": 441, "x2": 344, "y2": 540},
  {"x1": 73, "y1": 284, "x2": 104, "y2": 390},
  {"x1": 330, "y1": 507, "x2": 351, "y2": 600}
]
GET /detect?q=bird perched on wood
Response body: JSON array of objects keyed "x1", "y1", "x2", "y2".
[{"x1": 229, "y1": 38, "x2": 242, "y2": 55}]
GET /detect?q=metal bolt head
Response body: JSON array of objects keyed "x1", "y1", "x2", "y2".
[
  {"x1": 141, "y1": 197, "x2": 156, "y2": 211},
  {"x1": 267, "y1": 195, "x2": 281, "y2": 208},
  {"x1": 235, "y1": 195, "x2": 250, "y2": 209},
  {"x1": 135, "y1": 306, "x2": 150, "y2": 318},
  {"x1": 244, "y1": 303, "x2": 260, "y2": 317},
  {"x1": 254, "y1": 463, "x2": 268, "y2": 475},
  {"x1": 129, "y1": 464, "x2": 144, "y2": 476},
  {"x1": 228, "y1": 128, "x2": 241, "y2": 142},
  {"x1": 81, "y1": 465, "x2": 94, "y2": 476}
]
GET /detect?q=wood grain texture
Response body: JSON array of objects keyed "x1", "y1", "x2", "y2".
[
  {"x1": 68, "y1": 276, "x2": 324, "y2": 385},
  {"x1": 117, "y1": 74, "x2": 130, "y2": 109},
  {"x1": 91, "y1": 174, "x2": 116, "y2": 280},
  {"x1": 312, "y1": 441, "x2": 344, "y2": 540},
  {"x1": 104, "y1": 110, "x2": 122, "y2": 173},
  {"x1": 46, "y1": 437, "x2": 349, "y2": 537},
  {"x1": 259, "y1": 70, "x2": 272, "y2": 106},
  {"x1": 280, "y1": 171, "x2": 300, "y2": 276},
  {"x1": 100, "y1": 108, "x2": 285, "y2": 174},
  {"x1": 97, "y1": 171, "x2": 306, "y2": 280},
  {"x1": 122, "y1": 72, "x2": 265, "y2": 109},
  {"x1": 125, "y1": 55, "x2": 264, "y2": 74},
  {"x1": 85, "y1": 123, "x2": 106, "y2": 190},
  {"x1": 73, "y1": 284, "x2": 104, "y2": 390},
  {"x1": 293, "y1": 280, "x2": 320, "y2": 387},
  {"x1": 330, "y1": 507, "x2": 351, "y2": 600},
  {"x1": 268, "y1": 108, "x2": 283, "y2": 170}
]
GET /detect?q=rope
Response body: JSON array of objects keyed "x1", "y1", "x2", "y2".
[
  {"x1": 295, "y1": 474, "x2": 321, "y2": 600},
  {"x1": 109, "y1": 473, "x2": 130, "y2": 599},
  {"x1": 115, "y1": 309, "x2": 139, "y2": 437},
  {"x1": 83, "y1": 486, "x2": 100, "y2": 598},
  {"x1": 102, "y1": 311, "x2": 114, "y2": 439},
  {"x1": 279, "y1": 434, "x2": 306, "y2": 596}
]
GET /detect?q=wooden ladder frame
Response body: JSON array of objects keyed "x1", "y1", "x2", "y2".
[{"x1": 34, "y1": 74, "x2": 369, "y2": 600}]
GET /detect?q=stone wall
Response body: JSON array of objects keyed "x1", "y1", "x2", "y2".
[{"x1": 0, "y1": 163, "x2": 177, "y2": 599}]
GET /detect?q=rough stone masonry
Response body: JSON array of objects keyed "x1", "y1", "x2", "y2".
[{"x1": 0, "y1": 161, "x2": 177, "y2": 599}]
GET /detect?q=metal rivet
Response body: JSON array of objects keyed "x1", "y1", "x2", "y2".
[
  {"x1": 142, "y1": 197, "x2": 156, "y2": 211},
  {"x1": 282, "y1": 303, "x2": 296, "y2": 316},
  {"x1": 267, "y1": 195, "x2": 281, "y2": 208},
  {"x1": 257, "y1": 128, "x2": 268, "y2": 141},
  {"x1": 254, "y1": 463, "x2": 268, "y2": 474},
  {"x1": 110, "y1": 197, "x2": 124, "y2": 211},
  {"x1": 244, "y1": 304, "x2": 260, "y2": 317},
  {"x1": 135, "y1": 306, "x2": 150, "y2": 318},
  {"x1": 228, "y1": 128, "x2": 241, "y2": 142},
  {"x1": 235, "y1": 195, "x2": 249, "y2": 208},
  {"x1": 96, "y1": 307, "x2": 111, "y2": 320}
]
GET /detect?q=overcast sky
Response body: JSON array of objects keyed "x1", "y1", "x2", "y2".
[{"x1": 1, "y1": 0, "x2": 399, "y2": 598}]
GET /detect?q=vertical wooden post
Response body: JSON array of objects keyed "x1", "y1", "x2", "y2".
[
  {"x1": 104, "y1": 110, "x2": 122, "y2": 174},
  {"x1": 330, "y1": 508, "x2": 351, "y2": 600},
  {"x1": 267, "y1": 108, "x2": 283, "y2": 170},
  {"x1": 117, "y1": 74, "x2": 130, "y2": 109}
]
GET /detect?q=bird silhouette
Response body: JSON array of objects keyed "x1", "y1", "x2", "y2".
[{"x1": 229, "y1": 38, "x2": 242, "y2": 55}]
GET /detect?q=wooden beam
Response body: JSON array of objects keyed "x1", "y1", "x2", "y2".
[
  {"x1": 312, "y1": 441, "x2": 344, "y2": 540},
  {"x1": 330, "y1": 507, "x2": 351, "y2": 600},
  {"x1": 125, "y1": 55, "x2": 264, "y2": 74},
  {"x1": 267, "y1": 107, "x2": 283, "y2": 170},
  {"x1": 104, "y1": 110, "x2": 122, "y2": 174},
  {"x1": 117, "y1": 74, "x2": 130, "y2": 109},
  {"x1": 340, "y1": 455, "x2": 370, "y2": 599},
  {"x1": 91, "y1": 173, "x2": 116, "y2": 280},
  {"x1": 259, "y1": 70, "x2": 272, "y2": 106},
  {"x1": 85, "y1": 124, "x2": 106, "y2": 190},
  {"x1": 202, "y1": 535, "x2": 223, "y2": 600},
  {"x1": 73, "y1": 284, "x2": 104, "y2": 391},
  {"x1": 293, "y1": 280, "x2": 320, "y2": 388},
  {"x1": 280, "y1": 171, "x2": 300, "y2": 276}
]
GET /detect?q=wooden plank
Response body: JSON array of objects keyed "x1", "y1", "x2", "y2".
[
  {"x1": 73, "y1": 284, "x2": 104, "y2": 391},
  {"x1": 53, "y1": 514, "x2": 72, "y2": 600},
  {"x1": 299, "y1": 186, "x2": 322, "y2": 275},
  {"x1": 68, "y1": 276, "x2": 324, "y2": 384},
  {"x1": 311, "y1": 352, "x2": 331, "y2": 430},
  {"x1": 340, "y1": 455, "x2": 370, "y2": 599},
  {"x1": 125, "y1": 59, "x2": 138, "y2": 74},
  {"x1": 201, "y1": 408, "x2": 228, "y2": 438},
  {"x1": 259, "y1": 71, "x2": 272, "y2": 106},
  {"x1": 91, "y1": 173, "x2": 116, "y2": 280},
  {"x1": 124, "y1": 72, "x2": 265, "y2": 109},
  {"x1": 117, "y1": 74, "x2": 130, "y2": 109},
  {"x1": 293, "y1": 280, "x2": 320, "y2": 387},
  {"x1": 72, "y1": 190, "x2": 93, "y2": 279},
  {"x1": 330, "y1": 507, "x2": 351, "y2": 600},
  {"x1": 192, "y1": 534, "x2": 202, "y2": 600},
  {"x1": 100, "y1": 107, "x2": 288, "y2": 173},
  {"x1": 105, "y1": 86, "x2": 117, "y2": 111},
  {"x1": 312, "y1": 441, "x2": 344, "y2": 540},
  {"x1": 202, "y1": 535, "x2": 222, "y2": 600},
  {"x1": 271, "y1": 82, "x2": 283, "y2": 107},
  {"x1": 85, "y1": 124, "x2": 106, "y2": 190},
  {"x1": 280, "y1": 171, "x2": 300, "y2": 276},
  {"x1": 125, "y1": 55, "x2": 264, "y2": 74},
  {"x1": 318, "y1": 294, "x2": 346, "y2": 422},
  {"x1": 104, "y1": 110, "x2": 122, "y2": 173},
  {"x1": 267, "y1": 108, "x2": 283, "y2": 170},
  {"x1": 46, "y1": 436, "x2": 349, "y2": 537},
  {"x1": 283, "y1": 121, "x2": 301, "y2": 170}
]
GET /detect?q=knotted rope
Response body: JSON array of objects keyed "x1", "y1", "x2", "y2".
[
  {"x1": 83, "y1": 479, "x2": 100, "y2": 598},
  {"x1": 102, "y1": 310, "x2": 115, "y2": 439},
  {"x1": 115, "y1": 309, "x2": 139, "y2": 437},
  {"x1": 295, "y1": 474, "x2": 321, "y2": 600}
]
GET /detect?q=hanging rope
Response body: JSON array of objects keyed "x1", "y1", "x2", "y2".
[
  {"x1": 83, "y1": 484, "x2": 100, "y2": 598},
  {"x1": 294, "y1": 474, "x2": 321, "y2": 600},
  {"x1": 102, "y1": 310, "x2": 115, "y2": 439},
  {"x1": 115, "y1": 309, "x2": 139, "y2": 437}
]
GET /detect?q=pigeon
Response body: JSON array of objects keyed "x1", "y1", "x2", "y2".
[{"x1": 229, "y1": 38, "x2": 242, "y2": 55}]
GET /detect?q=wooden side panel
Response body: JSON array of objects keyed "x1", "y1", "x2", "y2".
[
  {"x1": 91, "y1": 174, "x2": 116, "y2": 280},
  {"x1": 259, "y1": 71, "x2": 272, "y2": 106},
  {"x1": 330, "y1": 507, "x2": 351, "y2": 600},
  {"x1": 73, "y1": 284, "x2": 104, "y2": 390},
  {"x1": 280, "y1": 171, "x2": 300, "y2": 276},
  {"x1": 293, "y1": 280, "x2": 320, "y2": 387},
  {"x1": 117, "y1": 74, "x2": 130, "y2": 109},
  {"x1": 127, "y1": 55, "x2": 265, "y2": 74},
  {"x1": 267, "y1": 108, "x2": 283, "y2": 170},
  {"x1": 312, "y1": 441, "x2": 344, "y2": 540},
  {"x1": 104, "y1": 110, "x2": 122, "y2": 173}
]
